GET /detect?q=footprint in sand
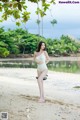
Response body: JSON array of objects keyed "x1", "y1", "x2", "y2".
[
  {"x1": 62, "y1": 118, "x2": 66, "y2": 119},
  {"x1": 27, "y1": 114, "x2": 30, "y2": 119},
  {"x1": 26, "y1": 107, "x2": 32, "y2": 120}
]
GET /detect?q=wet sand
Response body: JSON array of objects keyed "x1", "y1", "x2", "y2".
[{"x1": 0, "y1": 68, "x2": 80, "y2": 120}]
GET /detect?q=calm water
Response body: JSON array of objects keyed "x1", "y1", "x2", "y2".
[{"x1": 0, "y1": 60, "x2": 80, "y2": 74}]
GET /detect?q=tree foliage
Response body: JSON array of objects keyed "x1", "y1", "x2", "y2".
[
  {"x1": 0, "y1": 0, "x2": 55, "y2": 26},
  {"x1": 0, "y1": 27, "x2": 80, "y2": 57}
]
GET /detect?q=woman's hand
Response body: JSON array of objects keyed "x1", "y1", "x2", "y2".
[
  {"x1": 37, "y1": 60, "x2": 43, "y2": 64},
  {"x1": 44, "y1": 51, "x2": 50, "y2": 64},
  {"x1": 35, "y1": 58, "x2": 43, "y2": 64},
  {"x1": 45, "y1": 60, "x2": 49, "y2": 64}
]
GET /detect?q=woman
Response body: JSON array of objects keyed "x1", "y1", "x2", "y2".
[{"x1": 34, "y1": 41, "x2": 50, "y2": 103}]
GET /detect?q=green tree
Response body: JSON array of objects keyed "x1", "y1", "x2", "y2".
[
  {"x1": 0, "y1": 0, "x2": 55, "y2": 26},
  {"x1": 50, "y1": 19, "x2": 57, "y2": 26}
]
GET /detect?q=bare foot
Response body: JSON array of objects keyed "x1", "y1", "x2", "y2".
[{"x1": 38, "y1": 98, "x2": 45, "y2": 103}]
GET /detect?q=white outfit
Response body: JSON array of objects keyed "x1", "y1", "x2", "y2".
[{"x1": 36, "y1": 52, "x2": 48, "y2": 72}]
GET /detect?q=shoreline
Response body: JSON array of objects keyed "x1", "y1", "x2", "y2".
[
  {"x1": 0, "y1": 56, "x2": 80, "y2": 61},
  {"x1": 0, "y1": 68, "x2": 80, "y2": 120}
]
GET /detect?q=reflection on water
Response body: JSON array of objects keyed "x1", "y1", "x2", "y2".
[
  {"x1": 0, "y1": 60, "x2": 80, "y2": 74},
  {"x1": 48, "y1": 61, "x2": 80, "y2": 74}
]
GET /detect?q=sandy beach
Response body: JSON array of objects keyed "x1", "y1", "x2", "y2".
[{"x1": 0, "y1": 68, "x2": 80, "y2": 120}]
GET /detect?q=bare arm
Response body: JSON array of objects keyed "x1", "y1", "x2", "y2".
[
  {"x1": 44, "y1": 51, "x2": 50, "y2": 64},
  {"x1": 33, "y1": 52, "x2": 37, "y2": 61}
]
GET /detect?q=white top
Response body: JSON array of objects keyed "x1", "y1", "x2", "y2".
[
  {"x1": 36, "y1": 52, "x2": 46, "y2": 64},
  {"x1": 36, "y1": 52, "x2": 48, "y2": 71}
]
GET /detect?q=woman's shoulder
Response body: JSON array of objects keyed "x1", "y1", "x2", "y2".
[
  {"x1": 34, "y1": 51, "x2": 38, "y2": 56},
  {"x1": 44, "y1": 50, "x2": 48, "y2": 54},
  {"x1": 44, "y1": 51, "x2": 49, "y2": 57}
]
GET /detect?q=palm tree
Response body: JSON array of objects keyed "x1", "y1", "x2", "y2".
[
  {"x1": 50, "y1": 19, "x2": 57, "y2": 26},
  {"x1": 36, "y1": 19, "x2": 41, "y2": 35},
  {"x1": 36, "y1": 0, "x2": 40, "y2": 35}
]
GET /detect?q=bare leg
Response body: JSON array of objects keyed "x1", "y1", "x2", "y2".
[
  {"x1": 37, "y1": 70, "x2": 42, "y2": 100},
  {"x1": 37, "y1": 69, "x2": 41, "y2": 78},
  {"x1": 37, "y1": 69, "x2": 48, "y2": 103},
  {"x1": 37, "y1": 70, "x2": 47, "y2": 80}
]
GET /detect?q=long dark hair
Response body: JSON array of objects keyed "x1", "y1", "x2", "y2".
[{"x1": 36, "y1": 41, "x2": 46, "y2": 52}]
